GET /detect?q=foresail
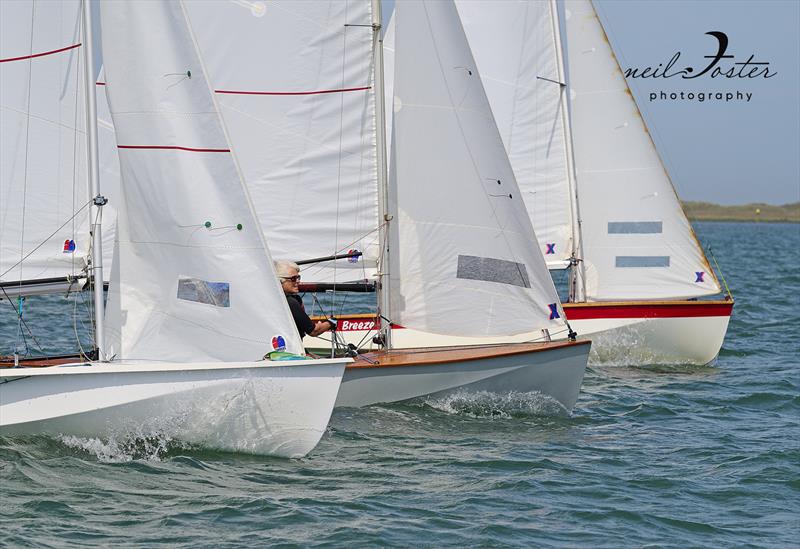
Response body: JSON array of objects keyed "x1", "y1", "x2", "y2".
[
  {"x1": 457, "y1": 0, "x2": 575, "y2": 269},
  {"x1": 389, "y1": 0, "x2": 564, "y2": 337},
  {"x1": 183, "y1": 0, "x2": 379, "y2": 284},
  {"x1": 0, "y1": 0, "x2": 90, "y2": 287},
  {"x1": 100, "y1": 0, "x2": 303, "y2": 361},
  {"x1": 565, "y1": 0, "x2": 720, "y2": 300}
]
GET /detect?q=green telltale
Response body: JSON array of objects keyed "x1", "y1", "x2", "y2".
[
  {"x1": 204, "y1": 221, "x2": 212, "y2": 228},
  {"x1": 236, "y1": 224, "x2": 243, "y2": 231}
]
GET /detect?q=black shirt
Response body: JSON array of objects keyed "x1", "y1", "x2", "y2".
[{"x1": 286, "y1": 293, "x2": 314, "y2": 338}]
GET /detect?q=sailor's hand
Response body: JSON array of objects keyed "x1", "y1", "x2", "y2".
[{"x1": 310, "y1": 321, "x2": 331, "y2": 337}]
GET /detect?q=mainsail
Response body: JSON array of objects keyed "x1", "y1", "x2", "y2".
[
  {"x1": 0, "y1": 0, "x2": 114, "y2": 294},
  {"x1": 182, "y1": 1, "x2": 380, "y2": 284},
  {"x1": 0, "y1": 0, "x2": 86, "y2": 286},
  {"x1": 101, "y1": 0, "x2": 303, "y2": 361},
  {"x1": 388, "y1": 0, "x2": 564, "y2": 337},
  {"x1": 564, "y1": 0, "x2": 720, "y2": 301}
]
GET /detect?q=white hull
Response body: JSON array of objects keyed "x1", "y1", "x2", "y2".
[
  {"x1": 336, "y1": 342, "x2": 590, "y2": 411},
  {"x1": 569, "y1": 315, "x2": 731, "y2": 366},
  {"x1": 0, "y1": 359, "x2": 348, "y2": 458}
]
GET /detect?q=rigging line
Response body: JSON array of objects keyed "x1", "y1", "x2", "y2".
[
  {"x1": 16, "y1": 0, "x2": 38, "y2": 356},
  {"x1": 0, "y1": 285, "x2": 46, "y2": 355},
  {"x1": 0, "y1": 199, "x2": 92, "y2": 280}
]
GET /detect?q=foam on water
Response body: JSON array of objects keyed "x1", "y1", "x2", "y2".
[{"x1": 418, "y1": 390, "x2": 568, "y2": 419}]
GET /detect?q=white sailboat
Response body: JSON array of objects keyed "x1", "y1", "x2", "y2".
[
  {"x1": 454, "y1": 0, "x2": 733, "y2": 365},
  {"x1": 0, "y1": 0, "x2": 349, "y2": 458},
  {"x1": 182, "y1": 0, "x2": 590, "y2": 410}
]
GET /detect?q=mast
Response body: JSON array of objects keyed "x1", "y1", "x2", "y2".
[
  {"x1": 82, "y1": 0, "x2": 107, "y2": 361},
  {"x1": 550, "y1": 0, "x2": 586, "y2": 302},
  {"x1": 372, "y1": 0, "x2": 392, "y2": 348}
]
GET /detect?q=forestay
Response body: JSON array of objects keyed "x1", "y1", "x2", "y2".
[
  {"x1": 388, "y1": 0, "x2": 564, "y2": 337},
  {"x1": 565, "y1": 0, "x2": 720, "y2": 301},
  {"x1": 182, "y1": 0, "x2": 379, "y2": 284},
  {"x1": 457, "y1": 0, "x2": 576, "y2": 269},
  {"x1": 101, "y1": 0, "x2": 303, "y2": 361}
]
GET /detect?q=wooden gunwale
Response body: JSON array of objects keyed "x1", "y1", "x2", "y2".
[{"x1": 347, "y1": 340, "x2": 590, "y2": 370}]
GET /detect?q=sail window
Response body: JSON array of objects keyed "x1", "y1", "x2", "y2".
[
  {"x1": 456, "y1": 255, "x2": 531, "y2": 288},
  {"x1": 608, "y1": 222, "x2": 663, "y2": 234},
  {"x1": 177, "y1": 277, "x2": 230, "y2": 307},
  {"x1": 615, "y1": 256, "x2": 670, "y2": 268}
]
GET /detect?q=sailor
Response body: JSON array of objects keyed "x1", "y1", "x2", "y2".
[{"x1": 274, "y1": 260, "x2": 335, "y2": 338}]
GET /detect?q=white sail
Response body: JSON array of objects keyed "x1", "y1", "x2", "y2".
[
  {"x1": 389, "y1": 0, "x2": 564, "y2": 337},
  {"x1": 181, "y1": 0, "x2": 379, "y2": 283},
  {"x1": 0, "y1": 0, "x2": 118, "y2": 293},
  {"x1": 0, "y1": 0, "x2": 90, "y2": 286},
  {"x1": 100, "y1": 0, "x2": 303, "y2": 361},
  {"x1": 457, "y1": 0, "x2": 576, "y2": 269},
  {"x1": 565, "y1": 0, "x2": 720, "y2": 301}
]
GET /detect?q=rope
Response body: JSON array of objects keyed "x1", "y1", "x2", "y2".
[
  {"x1": 706, "y1": 245, "x2": 733, "y2": 299},
  {"x1": 15, "y1": 1, "x2": 37, "y2": 357},
  {"x1": 0, "y1": 199, "x2": 92, "y2": 280}
]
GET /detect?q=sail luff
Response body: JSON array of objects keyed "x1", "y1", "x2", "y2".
[
  {"x1": 549, "y1": 0, "x2": 587, "y2": 302},
  {"x1": 81, "y1": 0, "x2": 107, "y2": 360},
  {"x1": 371, "y1": 0, "x2": 392, "y2": 348}
]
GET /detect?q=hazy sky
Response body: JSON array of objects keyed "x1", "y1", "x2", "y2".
[{"x1": 385, "y1": 0, "x2": 800, "y2": 205}]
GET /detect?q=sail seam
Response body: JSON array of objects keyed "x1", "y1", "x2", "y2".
[
  {"x1": 117, "y1": 145, "x2": 230, "y2": 153},
  {"x1": 0, "y1": 43, "x2": 81, "y2": 63},
  {"x1": 214, "y1": 86, "x2": 371, "y2": 96}
]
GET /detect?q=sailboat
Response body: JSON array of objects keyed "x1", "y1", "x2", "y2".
[
  {"x1": 454, "y1": 0, "x2": 733, "y2": 365},
  {"x1": 317, "y1": 0, "x2": 733, "y2": 366},
  {"x1": 0, "y1": 0, "x2": 349, "y2": 458},
  {"x1": 181, "y1": 0, "x2": 590, "y2": 410}
]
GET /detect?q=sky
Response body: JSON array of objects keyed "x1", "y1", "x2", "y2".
[{"x1": 384, "y1": 0, "x2": 800, "y2": 206}]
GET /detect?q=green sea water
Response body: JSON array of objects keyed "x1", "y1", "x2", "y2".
[{"x1": 1, "y1": 221, "x2": 798, "y2": 547}]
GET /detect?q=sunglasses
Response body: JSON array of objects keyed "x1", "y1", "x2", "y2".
[{"x1": 281, "y1": 275, "x2": 301, "y2": 282}]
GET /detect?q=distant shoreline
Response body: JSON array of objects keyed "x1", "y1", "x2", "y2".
[{"x1": 682, "y1": 201, "x2": 799, "y2": 223}]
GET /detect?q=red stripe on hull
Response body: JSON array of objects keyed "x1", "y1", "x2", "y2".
[{"x1": 563, "y1": 301, "x2": 734, "y2": 320}]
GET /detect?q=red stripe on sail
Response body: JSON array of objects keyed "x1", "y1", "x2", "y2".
[
  {"x1": 0, "y1": 43, "x2": 81, "y2": 64},
  {"x1": 563, "y1": 301, "x2": 734, "y2": 320},
  {"x1": 96, "y1": 82, "x2": 106, "y2": 86},
  {"x1": 118, "y1": 145, "x2": 230, "y2": 153},
  {"x1": 214, "y1": 86, "x2": 371, "y2": 96}
]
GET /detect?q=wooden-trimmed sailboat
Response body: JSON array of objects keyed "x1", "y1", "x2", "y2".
[
  {"x1": 306, "y1": 0, "x2": 733, "y2": 367},
  {"x1": 184, "y1": 0, "x2": 590, "y2": 410},
  {"x1": 1, "y1": 0, "x2": 349, "y2": 458}
]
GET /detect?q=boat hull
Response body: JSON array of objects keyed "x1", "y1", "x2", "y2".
[
  {"x1": 336, "y1": 341, "x2": 590, "y2": 411},
  {"x1": 310, "y1": 299, "x2": 732, "y2": 366},
  {"x1": 0, "y1": 359, "x2": 347, "y2": 458},
  {"x1": 563, "y1": 300, "x2": 733, "y2": 365}
]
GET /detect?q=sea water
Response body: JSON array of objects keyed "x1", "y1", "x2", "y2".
[{"x1": 1, "y1": 221, "x2": 798, "y2": 547}]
